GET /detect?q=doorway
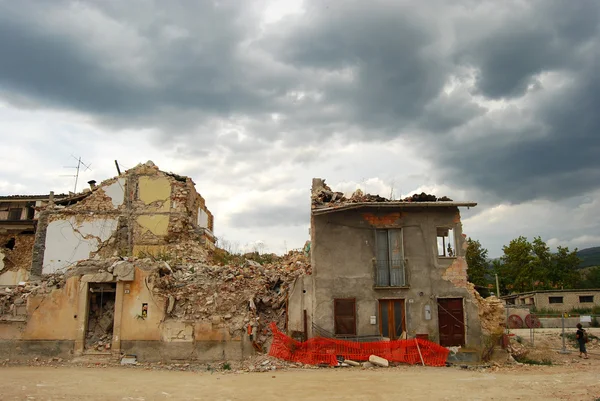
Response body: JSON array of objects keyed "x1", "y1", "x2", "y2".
[
  {"x1": 85, "y1": 283, "x2": 117, "y2": 352},
  {"x1": 378, "y1": 299, "x2": 405, "y2": 340},
  {"x1": 437, "y1": 298, "x2": 465, "y2": 346}
]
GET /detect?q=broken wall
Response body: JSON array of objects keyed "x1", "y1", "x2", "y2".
[
  {"x1": 0, "y1": 233, "x2": 35, "y2": 285},
  {"x1": 32, "y1": 162, "x2": 215, "y2": 276}
]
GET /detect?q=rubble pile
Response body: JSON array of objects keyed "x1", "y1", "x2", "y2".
[
  {"x1": 155, "y1": 250, "x2": 311, "y2": 348},
  {"x1": 85, "y1": 298, "x2": 116, "y2": 352},
  {"x1": 1, "y1": 273, "x2": 65, "y2": 317},
  {"x1": 311, "y1": 180, "x2": 454, "y2": 207},
  {"x1": 401, "y1": 193, "x2": 453, "y2": 202},
  {"x1": 466, "y1": 282, "x2": 505, "y2": 335}
]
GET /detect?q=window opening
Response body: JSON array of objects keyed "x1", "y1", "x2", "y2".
[
  {"x1": 579, "y1": 295, "x2": 593, "y2": 303},
  {"x1": 8, "y1": 208, "x2": 22, "y2": 221},
  {"x1": 437, "y1": 227, "x2": 456, "y2": 257},
  {"x1": 4, "y1": 238, "x2": 15, "y2": 250},
  {"x1": 548, "y1": 296, "x2": 563, "y2": 304}
]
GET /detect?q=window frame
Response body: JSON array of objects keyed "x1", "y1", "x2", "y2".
[
  {"x1": 548, "y1": 296, "x2": 564, "y2": 304},
  {"x1": 436, "y1": 226, "x2": 457, "y2": 258},
  {"x1": 7, "y1": 208, "x2": 23, "y2": 221},
  {"x1": 374, "y1": 228, "x2": 406, "y2": 288},
  {"x1": 579, "y1": 295, "x2": 594, "y2": 303},
  {"x1": 333, "y1": 298, "x2": 356, "y2": 336}
]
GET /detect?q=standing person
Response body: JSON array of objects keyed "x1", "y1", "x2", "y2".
[{"x1": 576, "y1": 323, "x2": 589, "y2": 359}]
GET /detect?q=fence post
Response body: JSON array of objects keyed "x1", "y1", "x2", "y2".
[{"x1": 559, "y1": 313, "x2": 570, "y2": 354}]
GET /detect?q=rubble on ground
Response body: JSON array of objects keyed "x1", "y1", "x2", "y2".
[
  {"x1": 154, "y1": 249, "x2": 311, "y2": 350},
  {"x1": 466, "y1": 282, "x2": 505, "y2": 335}
]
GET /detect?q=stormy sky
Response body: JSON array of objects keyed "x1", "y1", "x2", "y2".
[{"x1": 1, "y1": 0, "x2": 599, "y2": 257}]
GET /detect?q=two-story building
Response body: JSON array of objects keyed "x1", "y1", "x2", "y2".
[{"x1": 288, "y1": 179, "x2": 486, "y2": 350}]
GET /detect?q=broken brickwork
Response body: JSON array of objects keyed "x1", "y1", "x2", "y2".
[
  {"x1": 31, "y1": 161, "x2": 215, "y2": 277},
  {"x1": 0, "y1": 233, "x2": 35, "y2": 285}
]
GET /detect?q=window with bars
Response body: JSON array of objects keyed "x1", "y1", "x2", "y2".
[
  {"x1": 375, "y1": 229, "x2": 406, "y2": 287},
  {"x1": 334, "y1": 298, "x2": 356, "y2": 335},
  {"x1": 579, "y1": 295, "x2": 594, "y2": 303}
]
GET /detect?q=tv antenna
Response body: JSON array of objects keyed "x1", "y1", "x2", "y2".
[{"x1": 62, "y1": 155, "x2": 92, "y2": 193}]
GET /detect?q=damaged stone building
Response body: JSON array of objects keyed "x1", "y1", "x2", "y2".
[
  {"x1": 288, "y1": 179, "x2": 503, "y2": 355},
  {"x1": 0, "y1": 194, "x2": 67, "y2": 285},
  {"x1": 0, "y1": 162, "x2": 233, "y2": 361}
]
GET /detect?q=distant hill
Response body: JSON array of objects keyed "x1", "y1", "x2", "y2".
[{"x1": 577, "y1": 247, "x2": 600, "y2": 268}]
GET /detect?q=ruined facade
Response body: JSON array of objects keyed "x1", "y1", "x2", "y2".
[
  {"x1": 31, "y1": 161, "x2": 215, "y2": 277},
  {"x1": 288, "y1": 179, "x2": 490, "y2": 352},
  {"x1": 0, "y1": 162, "x2": 232, "y2": 362},
  {"x1": 0, "y1": 194, "x2": 66, "y2": 285}
]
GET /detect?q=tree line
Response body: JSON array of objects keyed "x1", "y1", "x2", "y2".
[{"x1": 466, "y1": 236, "x2": 600, "y2": 296}]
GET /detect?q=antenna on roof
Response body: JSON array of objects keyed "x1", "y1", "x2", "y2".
[{"x1": 61, "y1": 155, "x2": 92, "y2": 193}]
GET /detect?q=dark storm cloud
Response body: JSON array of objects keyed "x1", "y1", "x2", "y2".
[{"x1": 1, "y1": 0, "x2": 599, "y2": 206}]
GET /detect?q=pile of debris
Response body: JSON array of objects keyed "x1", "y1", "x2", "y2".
[
  {"x1": 466, "y1": 282, "x2": 505, "y2": 335},
  {"x1": 0, "y1": 272, "x2": 66, "y2": 318},
  {"x1": 401, "y1": 193, "x2": 453, "y2": 202},
  {"x1": 311, "y1": 179, "x2": 454, "y2": 207},
  {"x1": 85, "y1": 297, "x2": 115, "y2": 352},
  {"x1": 155, "y1": 250, "x2": 311, "y2": 349}
]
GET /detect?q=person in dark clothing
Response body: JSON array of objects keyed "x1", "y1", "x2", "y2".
[{"x1": 576, "y1": 323, "x2": 588, "y2": 359}]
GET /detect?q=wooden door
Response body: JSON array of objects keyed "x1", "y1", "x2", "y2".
[
  {"x1": 379, "y1": 299, "x2": 405, "y2": 340},
  {"x1": 437, "y1": 298, "x2": 465, "y2": 346}
]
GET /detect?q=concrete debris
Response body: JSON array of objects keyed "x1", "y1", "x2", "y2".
[
  {"x1": 343, "y1": 359, "x2": 361, "y2": 367},
  {"x1": 368, "y1": 355, "x2": 389, "y2": 367},
  {"x1": 311, "y1": 179, "x2": 453, "y2": 207},
  {"x1": 152, "y1": 249, "x2": 311, "y2": 350},
  {"x1": 86, "y1": 297, "x2": 115, "y2": 351},
  {"x1": 120, "y1": 356, "x2": 138, "y2": 365},
  {"x1": 362, "y1": 362, "x2": 375, "y2": 368},
  {"x1": 466, "y1": 282, "x2": 505, "y2": 335}
]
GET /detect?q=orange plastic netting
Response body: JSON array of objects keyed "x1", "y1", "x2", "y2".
[{"x1": 268, "y1": 323, "x2": 450, "y2": 367}]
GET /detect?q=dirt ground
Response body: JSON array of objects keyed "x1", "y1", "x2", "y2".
[
  {"x1": 1, "y1": 328, "x2": 598, "y2": 401},
  {"x1": 1, "y1": 362, "x2": 600, "y2": 401}
]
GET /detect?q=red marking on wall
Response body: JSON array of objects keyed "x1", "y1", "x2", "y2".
[{"x1": 362, "y1": 212, "x2": 402, "y2": 226}]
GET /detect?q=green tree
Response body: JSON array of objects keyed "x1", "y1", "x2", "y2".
[
  {"x1": 579, "y1": 266, "x2": 600, "y2": 288},
  {"x1": 466, "y1": 238, "x2": 490, "y2": 295},
  {"x1": 497, "y1": 236, "x2": 582, "y2": 294},
  {"x1": 550, "y1": 246, "x2": 581, "y2": 289},
  {"x1": 501, "y1": 236, "x2": 534, "y2": 293}
]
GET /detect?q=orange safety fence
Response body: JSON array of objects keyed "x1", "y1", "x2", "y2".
[{"x1": 268, "y1": 323, "x2": 450, "y2": 367}]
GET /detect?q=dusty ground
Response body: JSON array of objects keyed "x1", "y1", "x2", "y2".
[{"x1": 1, "y1": 362, "x2": 600, "y2": 401}]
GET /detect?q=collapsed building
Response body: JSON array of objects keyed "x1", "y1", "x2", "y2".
[
  {"x1": 1, "y1": 171, "x2": 502, "y2": 364},
  {"x1": 286, "y1": 179, "x2": 504, "y2": 360}
]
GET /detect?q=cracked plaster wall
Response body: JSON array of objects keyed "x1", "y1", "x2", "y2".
[{"x1": 42, "y1": 217, "x2": 119, "y2": 274}]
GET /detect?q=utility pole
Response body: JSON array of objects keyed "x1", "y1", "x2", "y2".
[
  {"x1": 62, "y1": 155, "x2": 92, "y2": 193},
  {"x1": 495, "y1": 274, "x2": 501, "y2": 297}
]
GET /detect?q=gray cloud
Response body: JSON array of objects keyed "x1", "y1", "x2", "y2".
[{"x1": 1, "y1": 0, "x2": 599, "y2": 210}]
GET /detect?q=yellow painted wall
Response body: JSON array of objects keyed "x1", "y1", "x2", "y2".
[
  {"x1": 23, "y1": 277, "x2": 80, "y2": 340},
  {"x1": 119, "y1": 268, "x2": 164, "y2": 341},
  {"x1": 132, "y1": 245, "x2": 169, "y2": 257},
  {"x1": 136, "y1": 215, "x2": 169, "y2": 237},
  {"x1": 138, "y1": 176, "x2": 171, "y2": 212}
]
